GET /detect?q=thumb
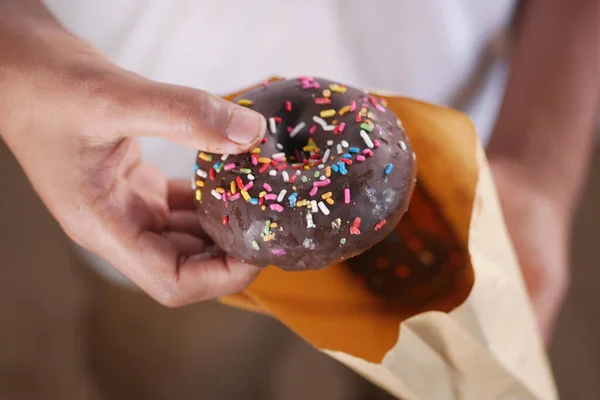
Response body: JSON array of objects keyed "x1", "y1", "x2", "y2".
[{"x1": 114, "y1": 79, "x2": 266, "y2": 154}]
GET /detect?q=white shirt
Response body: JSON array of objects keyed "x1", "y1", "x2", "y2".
[{"x1": 43, "y1": 0, "x2": 515, "y2": 284}]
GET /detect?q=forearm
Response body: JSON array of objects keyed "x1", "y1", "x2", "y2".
[{"x1": 488, "y1": 0, "x2": 600, "y2": 217}]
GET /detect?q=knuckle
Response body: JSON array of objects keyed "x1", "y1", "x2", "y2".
[{"x1": 153, "y1": 283, "x2": 187, "y2": 308}]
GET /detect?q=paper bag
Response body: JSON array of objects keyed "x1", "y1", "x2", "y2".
[{"x1": 218, "y1": 78, "x2": 558, "y2": 400}]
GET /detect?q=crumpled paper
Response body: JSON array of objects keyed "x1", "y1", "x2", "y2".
[{"x1": 218, "y1": 78, "x2": 557, "y2": 400}]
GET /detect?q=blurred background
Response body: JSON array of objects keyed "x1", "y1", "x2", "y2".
[{"x1": 1, "y1": 133, "x2": 599, "y2": 399}]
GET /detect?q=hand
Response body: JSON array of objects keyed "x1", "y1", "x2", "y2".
[
  {"x1": 489, "y1": 158, "x2": 570, "y2": 344},
  {"x1": 0, "y1": 18, "x2": 266, "y2": 306}
]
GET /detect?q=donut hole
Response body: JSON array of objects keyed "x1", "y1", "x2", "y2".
[{"x1": 277, "y1": 130, "x2": 314, "y2": 163}]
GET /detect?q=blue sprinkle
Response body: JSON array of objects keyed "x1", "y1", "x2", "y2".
[
  {"x1": 337, "y1": 161, "x2": 348, "y2": 175},
  {"x1": 288, "y1": 192, "x2": 298, "y2": 207},
  {"x1": 194, "y1": 165, "x2": 199, "y2": 170},
  {"x1": 331, "y1": 164, "x2": 340, "y2": 173},
  {"x1": 342, "y1": 153, "x2": 352, "y2": 159},
  {"x1": 249, "y1": 198, "x2": 259, "y2": 205},
  {"x1": 349, "y1": 147, "x2": 360, "y2": 154},
  {"x1": 384, "y1": 163, "x2": 394, "y2": 175}
]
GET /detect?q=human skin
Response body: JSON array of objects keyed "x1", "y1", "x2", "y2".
[{"x1": 1, "y1": 0, "x2": 599, "y2": 341}]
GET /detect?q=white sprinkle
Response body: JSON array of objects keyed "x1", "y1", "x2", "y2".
[
  {"x1": 295, "y1": 170, "x2": 301, "y2": 175},
  {"x1": 318, "y1": 164, "x2": 325, "y2": 169},
  {"x1": 210, "y1": 190, "x2": 221, "y2": 200},
  {"x1": 399, "y1": 141, "x2": 407, "y2": 151},
  {"x1": 331, "y1": 218, "x2": 342, "y2": 230},
  {"x1": 196, "y1": 169, "x2": 208, "y2": 178},
  {"x1": 327, "y1": 140, "x2": 334, "y2": 146},
  {"x1": 396, "y1": 118, "x2": 404, "y2": 129},
  {"x1": 319, "y1": 175, "x2": 326, "y2": 180},
  {"x1": 272, "y1": 152, "x2": 286, "y2": 159},
  {"x1": 321, "y1": 148, "x2": 331, "y2": 163},
  {"x1": 337, "y1": 144, "x2": 343, "y2": 155},
  {"x1": 289, "y1": 122, "x2": 306, "y2": 138},
  {"x1": 221, "y1": 154, "x2": 229, "y2": 161},
  {"x1": 269, "y1": 117, "x2": 277, "y2": 134},
  {"x1": 360, "y1": 130, "x2": 374, "y2": 148},
  {"x1": 311, "y1": 200, "x2": 318, "y2": 213},
  {"x1": 341, "y1": 140, "x2": 349, "y2": 148},
  {"x1": 318, "y1": 201, "x2": 330, "y2": 215},
  {"x1": 306, "y1": 212, "x2": 316, "y2": 228},
  {"x1": 412, "y1": 152, "x2": 417, "y2": 160},
  {"x1": 276, "y1": 143, "x2": 284, "y2": 150},
  {"x1": 277, "y1": 189, "x2": 287, "y2": 202},
  {"x1": 269, "y1": 170, "x2": 277, "y2": 176},
  {"x1": 312, "y1": 116, "x2": 335, "y2": 131},
  {"x1": 247, "y1": 174, "x2": 255, "y2": 181},
  {"x1": 191, "y1": 177, "x2": 196, "y2": 190},
  {"x1": 282, "y1": 171, "x2": 290, "y2": 182}
]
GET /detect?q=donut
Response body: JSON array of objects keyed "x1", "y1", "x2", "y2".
[
  {"x1": 193, "y1": 77, "x2": 416, "y2": 270},
  {"x1": 346, "y1": 183, "x2": 466, "y2": 301}
]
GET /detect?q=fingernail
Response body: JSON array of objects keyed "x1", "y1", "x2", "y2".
[{"x1": 226, "y1": 107, "x2": 265, "y2": 145}]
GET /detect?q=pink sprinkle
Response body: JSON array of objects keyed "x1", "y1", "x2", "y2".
[
  {"x1": 309, "y1": 187, "x2": 319, "y2": 197},
  {"x1": 338, "y1": 122, "x2": 346, "y2": 133},
  {"x1": 376, "y1": 104, "x2": 386, "y2": 113},
  {"x1": 263, "y1": 183, "x2": 272, "y2": 192},
  {"x1": 251, "y1": 155, "x2": 258, "y2": 166},
  {"x1": 313, "y1": 179, "x2": 331, "y2": 187},
  {"x1": 287, "y1": 126, "x2": 293, "y2": 133},
  {"x1": 244, "y1": 181, "x2": 254, "y2": 191},
  {"x1": 363, "y1": 149, "x2": 374, "y2": 157},
  {"x1": 224, "y1": 163, "x2": 236, "y2": 171},
  {"x1": 361, "y1": 103, "x2": 369, "y2": 108},
  {"x1": 270, "y1": 204, "x2": 284, "y2": 212},
  {"x1": 222, "y1": 193, "x2": 227, "y2": 202},
  {"x1": 344, "y1": 188, "x2": 351, "y2": 204},
  {"x1": 313, "y1": 82, "x2": 320, "y2": 89},
  {"x1": 262, "y1": 80, "x2": 270, "y2": 86},
  {"x1": 309, "y1": 125, "x2": 317, "y2": 134},
  {"x1": 350, "y1": 101, "x2": 356, "y2": 112},
  {"x1": 229, "y1": 193, "x2": 241, "y2": 201},
  {"x1": 271, "y1": 248, "x2": 286, "y2": 255},
  {"x1": 374, "y1": 139, "x2": 381, "y2": 148},
  {"x1": 286, "y1": 101, "x2": 292, "y2": 112},
  {"x1": 356, "y1": 155, "x2": 366, "y2": 162},
  {"x1": 265, "y1": 194, "x2": 277, "y2": 201}
]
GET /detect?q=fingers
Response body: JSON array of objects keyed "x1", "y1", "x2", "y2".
[
  {"x1": 110, "y1": 78, "x2": 266, "y2": 154},
  {"x1": 110, "y1": 229, "x2": 260, "y2": 307},
  {"x1": 167, "y1": 179, "x2": 195, "y2": 210}
]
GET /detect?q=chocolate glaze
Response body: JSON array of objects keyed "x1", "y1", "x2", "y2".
[
  {"x1": 346, "y1": 183, "x2": 466, "y2": 302},
  {"x1": 194, "y1": 77, "x2": 416, "y2": 270}
]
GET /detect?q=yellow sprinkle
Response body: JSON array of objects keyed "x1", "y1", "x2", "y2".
[
  {"x1": 270, "y1": 222, "x2": 278, "y2": 228},
  {"x1": 313, "y1": 147, "x2": 321, "y2": 154},
  {"x1": 325, "y1": 198, "x2": 334, "y2": 205},
  {"x1": 323, "y1": 89, "x2": 331, "y2": 98},
  {"x1": 263, "y1": 234, "x2": 274, "y2": 242},
  {"x1": 215, "y1": 187, "x2": 225, "y2": 194},
  {"x1": 230, "y1": 181, "x2": 237, "y2": 194},
  {"x1": 261, "y1": 205, "x2": 267, "y2": 210},
  {"x1": 381, "y1": 98, "x2": 388, "y2": 107},
  {"x1": 325, "y1": 166, "x2": 331, "y2": 177},
  {"x1": 360, "y1": 107, "x2": 368, "y2": 115},
  {"x1": 199, "y1": 152, "x2": 211, "y2": 161},
  {"x1": 259, "y1": 191, "x2": 267, "y2": 198},
  {"x1": 196, "y1": 180, "x2": 205, "y2": 188},
  {"x1": 332, "y1": 120, "x2": 338, "y2": 125},
  {"x1": 303, "y1": 166, "x2": 310, "y2": 170},
  {"x1": 329, "y1": 84, "x2": 347, "y2": 93},
  {"x1": 241, "y1": 190, "x2": 251, "y2": 201},
  {"x1": 367, "y1": 112, "x2": 375, "y2": 119},
  {"x1": 365, "y1": 119, "x2": 373, "y2": 125},
  {"x1": 322, "y1": 192, "x2": 332, "y2": 199},
  {"x1": 252, "y1": 148, "x2": 261, "y2": 154},
  {"x1": 258, "y1": 157, "x2": 271, "y2": 164},
  {"x1": 303, "y1": 145, "x2": 316, "y2": 152},
  {"x1": 320, "y1": 109, "x2": 336, "y2": 118},
  {"x1": 297, "y1": 200, "x2": 308, "y2": 207},
  {"x1": 339, "y1": 105, "x2": 351, "y2": 115},
  {"x1": 237, "y1": 99, "x2": 253, "y2": 106},
  {"x1": 292, "y1": 186, "x2": 297, "y2": 191},
  {"x1": 195, "y1": 190, "x2": 201, "y2": 201}
]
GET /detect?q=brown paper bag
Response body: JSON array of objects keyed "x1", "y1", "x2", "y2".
[{"x1": 218, "y1": 78, "x2": 558, "y2": 400}]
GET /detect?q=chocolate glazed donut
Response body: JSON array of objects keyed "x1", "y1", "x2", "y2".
[{"x1": 193, "y1": 77, "x2": 416, "y2": 270}]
